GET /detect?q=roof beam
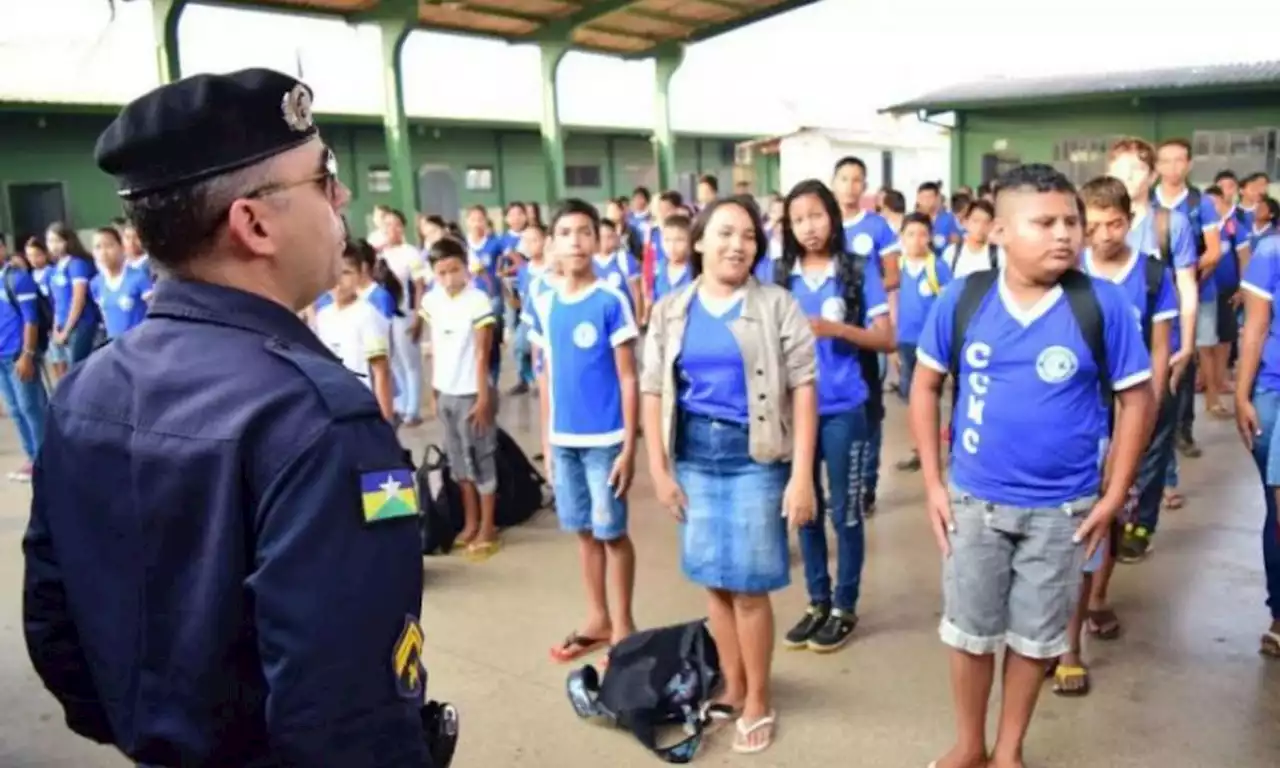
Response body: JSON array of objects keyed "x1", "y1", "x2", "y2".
[
  {"x1": 687, "y1": 0, "x2": 819, "y2": 44},
  {"x1": 546, "y1": 0, "x2": 640, "y2": 34}
]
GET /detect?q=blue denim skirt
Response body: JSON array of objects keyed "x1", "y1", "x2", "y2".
[{"x1": 674, "y1": 410, "x2": 790, "y2": 593}]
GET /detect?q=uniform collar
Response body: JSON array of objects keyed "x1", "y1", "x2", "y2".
[{"x1": 148, "y1": 279, "x2": 333, "y2": 358}]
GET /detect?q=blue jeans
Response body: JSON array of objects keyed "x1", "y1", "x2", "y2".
[
  {"x1": 513, "y1": 322, "x2": 534, "y2": 386},
  {"x1": 898, "y1": 342, "x2": 918, "y2": 402},
  {"x1": 675, "y1": 412, "x2": 789, "y2": 593},
  {"x1": 862, "y1": 414, "x2": 882, "y2": 498},
  {"x1": 60, "y1": 319, "x2": 97, "y2": 367},
  {"x1": 0, "y1": 357, "x2": 47, "y2": 460},
  {"x1": 798, "y1": 407, "x2": 870, "y2": 612},
  {"x1": 551, "y1": 443, "x2": 628, "y2": 541},
  {"x1": 1248, "y1": 387, "x2": 1280, "y2": 620}
]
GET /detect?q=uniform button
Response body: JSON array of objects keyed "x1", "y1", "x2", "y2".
[
  {"x1": 756, "y1": 369, "x2": 764, "y2": 376},
  {"x1": 758, "y1": 393, "x2": 766, "y2": 400},
  {"x1": 757, "y1": 415, "x2": 766, "y2": 422}
]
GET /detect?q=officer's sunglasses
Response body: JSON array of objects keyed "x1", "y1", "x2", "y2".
[{"x1": 243, "y1": 147, "x2": 340, "y2": 204}]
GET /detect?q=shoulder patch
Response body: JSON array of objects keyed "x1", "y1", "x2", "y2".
[
  {"x1": 360, "y1": 468, "x2": 418, "y2": 523},
  {"x1": 392, "y1": 615, "x2": 426, "y2": 699},
  {"x1": 265, "y1": 338, "x2": 382, "y2": 421}
]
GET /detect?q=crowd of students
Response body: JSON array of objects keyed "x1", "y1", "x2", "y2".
[{"x1": 3, "y1": 133, "x2": 1278, "y2": 763}]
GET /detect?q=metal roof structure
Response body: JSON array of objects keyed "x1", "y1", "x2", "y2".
[
  {"x1": 882, "y1": 59, "x2": 1280, "y2": 114},
  {"x1": 203, "y1": 0, "x2": 820, "y2": 57}
]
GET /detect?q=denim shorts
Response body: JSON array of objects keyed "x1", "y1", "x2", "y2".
[
  {"x1": 46, "y1": 340, "x2": 67, "y2": 364},
  {"x1": 940, "y1": 486, "x2": 1093, "y2": 660},
  {"x1": 551, "y1": 443, "x2": 628, "y2": 540},
  {"x1": 1194, "y1": 299, "x2": 1219, "y2": 347},
  {"x1": 674, "y1": 412, "x2": 790, "y2": 594}
]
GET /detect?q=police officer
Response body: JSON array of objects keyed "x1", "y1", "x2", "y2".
[{"x1": 22, "y1": 69, "x2": 444, "y2": 766}]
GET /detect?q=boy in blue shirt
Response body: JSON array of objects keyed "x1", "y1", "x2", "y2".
[
  {"x1": 910, "y1": 165, "x2": 1154, "y2": 768},
  {"x1": 0, "y1": 244, "x2": 46, "y2": 482},
  {"x1": 529, "y1": 198, "x2": 640, "y2": 664},
  {"x1": 894, "y1": 212, "x2": 952, "y2": 472}
]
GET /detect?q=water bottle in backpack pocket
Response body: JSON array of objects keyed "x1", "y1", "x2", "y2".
[{"x1": 416, "y1": 444, "x2": 465, "y2": 555}]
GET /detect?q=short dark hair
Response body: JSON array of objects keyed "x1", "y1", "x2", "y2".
[
  {"x1": 661, "y1": 214, "x2": 692, "y2": 234},
  {"x1": 122, "y1": 166, "x2": 263, "y2": 269},
  {"x1": 994, "y1": 164, "x2": 1077, "y2": 206},
  {"x1": 549, "y1": 198, "x2": 601, "y2": 236},
  {"x1": 1157, "y1": 138, "x2": 1193, "y2": 158},
  {"x1": 1079, "y1": 176, "x2": 1132, "y2": 218},
  {"x1": 1205, "y1": 185, "x2": 1225, "y2": 199},
  {"x1": 950, "y1": 192, "x2": 972, "y2": 215},
  {"x1": 901, "y1": 211, "x2": 933, "y2": 234},
  {"x1": 698, "y1": 174, "x2": 719, "y2": 192},
  {"x1": 1243, "y1": 171, "x2": 1271, "y2": 186},
  {"x1": 882, "y1": 189, "x2": 906, "y2": 214},
  {"x1": 659, "y1": 190, "x2": 684, "y2": 207},
  {"x1": 976, "y1": 181, "x2": 994, "y2": 198},
  {"x1": 833, "y1": 156, "x2": 867, "y2": 175},
  {"x1": 385, "y1": 208, "x2": 407, "y2": 227},
  {"x1": 599, "y1": 217, "x2": 618, "y2": 233},
  {"x1": 917, "y1": 181, "x2": 941, "y2": 194},
  {"x1": 963, "y1": 199, "x2": 995, "y2": 220},
  {"x1": 632, "y1": 186, "x2": 651, "y2": 203},
  {"x1": 1214, "y1": 169, "x2": 1238, "y2": 184},
  {"x1": 94, "y1": 226, "x2": 122, "y2": 244},
  {"x1": 427, "y1": 236, "x2": 467, "y2": 266},
  {"x1": 1265, "y1": 197, "x2": 1280, "y2": 221}
]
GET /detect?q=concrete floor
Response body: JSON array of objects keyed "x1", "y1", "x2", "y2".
[{"x1": 0, "y1": 389, "x2": 1278, "y2": 767}]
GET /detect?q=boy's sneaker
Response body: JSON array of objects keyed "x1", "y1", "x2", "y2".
[
  {"x1": 1118, "y1": 523, "x2": 1153, "y2": 563},
  {"x1": 507, "y1": 382, "x2": 530, "y2": 396},
  {"x1": 1176, "y1": 436, "x2": 1202, "y2": 458},
  {"x1": 783, "y1": 603, "x2": 830, "y2": 650},
  {"x1": 809, "y1": 609, "x2": 858, "y2": 653},
  {"x1": 863, "y1": 491, "x2": 877, "y2": 518}
]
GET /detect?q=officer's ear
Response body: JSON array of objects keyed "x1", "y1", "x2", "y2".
[{"x1": 226, "y1": 198, "x2": 279, "y2": 258}]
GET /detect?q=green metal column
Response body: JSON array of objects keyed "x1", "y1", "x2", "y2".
[
  {"x1": 538, "y1": 40, "x2": 570, "y2": 206},
  {"x1": 151, "y1": 0, "x2": 187, "y2": 84},
  {"x1": 652, "y1": 44, "x2": 685, "y2": 193},
  {"x1": 376, "y1": 17, "x2": 418, "y2": 219}
]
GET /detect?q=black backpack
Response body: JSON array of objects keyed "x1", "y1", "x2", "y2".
[
  {"x1": 566, "y1": 620, "x2": 722, "y2": 763},
  {"x1": 3, "y1": 268, "x2": 54, "y2": 355},
  {"x1": 416, "y1": 445, "x2": 464, "y2": 556},
  {"x1": 949, "y1": 269, "x2": 1111, "y2": 416},
  {"x1": 1138, "y1": 254, "x2": 1167, "y2": 350},
  {"x1": 494, "y1": 428, "x2": 551, "y2": 528},
  {"x1": 947, "y1": 242, "x2": 1000, "y2": 273}
]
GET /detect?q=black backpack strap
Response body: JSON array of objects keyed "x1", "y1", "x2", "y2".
[
  {"x1": 948, "y1": 270, "x2": 999, "y2": 377},
  {"x1": 1058, "y1": 270, "x2": 1111, "y2": 410},
  {"x1": 1153, "y1": 207, "x2": 1173, "y2": 264},
  {"x1": 1141, "y1": 255, "x2": 1166, "y2": 350},
  {"x1": 988, "y1": 243, "x2": 999, "y2": 270}
]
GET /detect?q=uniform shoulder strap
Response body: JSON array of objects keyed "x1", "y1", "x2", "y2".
[
  {"x1": 1142, "y1": 254, "x2": 1166, "y2": 350},
  {"x1": 1153, "y1": 207, "x2": 1172, "y2": 263},
  {"x1": 987, "y1": 243, "x2": 999, "y2": 269},
  {"x1": 1059, "y1": 269, "x2": 1111, "y2": 401},
  {"x1": 948, "y1": 270, "x2": 999, "y2": 377}
]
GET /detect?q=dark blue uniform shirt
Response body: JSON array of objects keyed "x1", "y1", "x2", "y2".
[{"x1": 23, "y1": 280, "x2": 431, "y2": 767}]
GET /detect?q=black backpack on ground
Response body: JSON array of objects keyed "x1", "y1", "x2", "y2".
[
  {"x1": 416, "y1": 444, "x2": 464, "y2": 556},
  {"x1": 566, "y1": 620, "x2": 722, "y2": 763},
  {"x1": 494, "y1": 427, "x2": 551, "y2": 528},
  {"x1": 3, "y1": 268, "x2": 54, "y2": 355},
  {"x1": 949, "y1": 268, "x2": 1111, "y2": 416}
]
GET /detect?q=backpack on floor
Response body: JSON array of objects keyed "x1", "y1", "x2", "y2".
[
  {"x1": 566, "y1": 620, "x2": 722, "y2": 764},
  {"x1": 416, "y1": 444, "x2": 465, "y2": 555},
  {"x1": 494, "y1": 428, "x2": 551, "y2": 528}
]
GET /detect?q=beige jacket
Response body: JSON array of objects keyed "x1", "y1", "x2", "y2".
[{"x1": 641, "y1": 276, "x2": 817, "y2": 467}]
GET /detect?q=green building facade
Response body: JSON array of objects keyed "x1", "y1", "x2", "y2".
[
  {"x1": 885, "y1": 61, "x2": 1280, "y2": 191},
  {"x1": 0, "y1": 102, "x2": 778, "y2": 243}
]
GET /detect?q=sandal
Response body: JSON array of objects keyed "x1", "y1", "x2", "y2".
[
  {"x1": 1086, "y1": 608, "x2": 1122, "y2": 640},
  {"x1": 732, "y1": 711, "x2": 776, "y2": 754},
  {"x1": 701, "y1": 702, "x2": 739, "y2": 734},
  {"x1": 465, "y1": 540, "x2": 501, "y2": 562},
  {"x1": 1163, "y1": 491, "x2": 1185, "y2": 510},
  {"x1": 549, "y1": 632, "x2": 609, "y2": 664},
  {"x1": 1052, "y1": 663, "x2": 1091, "y2": 696},
  {"x1": 1261, "y1": 630, "x2": 1280, "y2": 658}
]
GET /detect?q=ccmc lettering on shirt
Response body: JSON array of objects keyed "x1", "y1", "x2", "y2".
[
  {"x1": 916, "y1": 273, "x2": 1152, "y2": 507},
  {"x1": 528, "y1": 281, "x2": 638, "y2": 447}
]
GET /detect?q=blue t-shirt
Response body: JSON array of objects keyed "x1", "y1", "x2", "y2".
[
  {"x1": 753, "y1": 253, "x2": 781, "y2": 283},
  {"x1": 898, "y1": 255, "x2": 954, "y2": 344},
  {"x1": 1241, "y1": 236, "x2": 1280, "y2": 394},
  {"x1": 788, "y1": 258, "x2": 889, "y2": 415},
  {"x1": 1214, "y1": 212, "x2": 1250, "y2": 292},
  {"x1": 677, "y1": 295, "x2": 748, "y2": 423},
  {"x1": 916, "y1": 273, "x2": 1153, "y2": 507},
  {"x1": 929, "y1": 210, "x2": 962, "y2": 255},
  {"x1": 0, "y1": 268, "x2": 41, "y2": 357},
  {"x1": 653, "y1": 263, "x2": 692, "y2": 303},
  {"x1": 528, "y1": 281, "x2": 638, "y2": 447},
  {"x1": 314, "y1": 283, "x2": 397, "y2": 319},
  {"x1": 50, "y1": 255, "x2": 99, "y2": 330},
  {"x1": 31, "y1": 266, "x2": 52, "y2": 299},
  {"x1": 843, "y1": 211, "x2": 900, "y2": 279},
  {"x1": 515, "y1": 261, "x2": 546, "y2": 320},
  {"x1": 592, "y1": 251, "x2": 640, "y2": 312},
  {"x1": 1249, "y1": 222, "x2": 1276, "y2": 254},
  {"x1": 1128, "y1": 209, "x2": 1198, "y2": 271},
  {"x1": 467, "y1": 234, "x2": 505, "y2": 298},
  {"x1": 1153, "y1": 189, "x2": 1221, "y2": 302},
  {"x1": 1082, "y1": 251, "x2": 1179, "y2": 354},
  {"x1": 91, "y1": 268, "x2": 152, "y2": 339}
]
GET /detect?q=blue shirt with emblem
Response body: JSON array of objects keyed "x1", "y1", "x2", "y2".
[
  {"x1": 592, "y1": 251, "x2": 640, "y2": 313},
  {"x1": 1081, "y1": 251, "x2": 1179, "y2": 354},
  {"x1": 898, "y1": 255, "x2": 953, "y2": 344},
  {"x1": 1127, "y1": 208, "x2": 1198, "y2": 272},
  {"x1": 528, "y1": 281, "x2": 638, "y2": 447},
  {"x1": 0, "y1": 267, "x2": 41, "y2": 357},
  {"x1": 677, "y1": 294, "x2": 749, "y2": 423},
  {"x1": 653, "y1": 263, "x2": 692, "y2": 303},
  {"x1": 90, "y1": 268, "x2": 152, "y2": 339},
  {"x1": 929, "y1": 210, "x2": 962, "y2": 255},
  {"x1": 843, "y1": 211, "x2": 899, "y2": 279},
  {"x1": 32, "y1": 266, "x2": 52, "y2": 300},
  {"x1": 916, "y1": 273, "x2": 1153, "y2": 507},
  {"x1": 1214, "y1": 212, "x2": 1250, "y2": 292},
  {"x1": 51, "y1": 255, "x2": 99, "y2": 330},
  {"x1": 788, "y1": 257, "x2": 889, "y2": 415},
  {"x1": 467, "y1": 234, "x2": 505, "y2": 299},
  {"x1": 1241, "y1": 235, "x2": 1280, "y2": 394},
  {"x1": 23, "y1": 279, "x2": 431, "y2": 766},
  {"x1": 1152, "y1": 188, "x2": 1220, "y2": 302}
]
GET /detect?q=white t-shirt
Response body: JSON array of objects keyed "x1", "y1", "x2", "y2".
[
  {"x1": 944, "y1": 242, "x2": 1005, "y2": 278},
  {"x1": 420, "y1": 285, "x2": 496, "y2": 396},
  {"x1": 314, "y1": 299, "x2": 391, "y2": 388},
  {"x1": 380, "y1": 243, "x2": 424, "y2": 314}
]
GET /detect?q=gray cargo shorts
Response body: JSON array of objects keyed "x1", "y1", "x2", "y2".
[
  {"x1": 939, "y1": 485, "x2": 1094, "y2": 660},
  {"x1": 438, "y1": 393, "x2": 498, "y2": 494}
]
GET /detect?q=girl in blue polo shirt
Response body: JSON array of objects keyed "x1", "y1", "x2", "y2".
[
  {"x1": 641, "y1": 195, "x2": 818, "y2": 754},
  {"x1": 23, "y1": 238, "x2": 53, "y2": 301},
  {"x1": 776, "y1": 179, "x2": 894, "y2": 655},
  {"x1": 90, "y1": 227, "x2": 151, "y2": 340},
  {"x1": 45, "y1": 222, "x2": 99, "y2": 376}
]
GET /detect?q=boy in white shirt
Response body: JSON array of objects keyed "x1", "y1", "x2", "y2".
[
  {"x1": 420, "y1": 238, "x2": 499, "y2": 559},
  {"x1": 314, "y1": 243, "x2": 394, "y2": 421},
  {"x1": 943, "y1": 200, "x2": 1002, "y2": 278}
]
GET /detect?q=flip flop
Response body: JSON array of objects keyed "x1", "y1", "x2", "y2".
[
  {"x1": 549, "y1": 632, "x2": 609, "y2": 664},
  {"x1": 699, "y1": 702, "x2": 739, "y2": 734},
  {"x1": 1261, "y1": 630, "x2": 1280, "y2": 658},
  {"x1": 465, "y1": 540, "x2": 500, "y2": 562},
  {"x1": 1086, "y1": 608, "x2": 1122, "y2": 640},
  {"x1": 1052, "y1": 663, "x2": 1091, "y2": 696},
  {"x1": 732, "y1": 711, "x2": 776, "y2": 754}
]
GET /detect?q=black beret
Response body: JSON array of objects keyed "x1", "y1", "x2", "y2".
[{"x1": 94, "y1": 68, "x2": 318, "y2": 200}]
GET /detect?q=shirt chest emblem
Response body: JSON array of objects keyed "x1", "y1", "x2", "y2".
[
  {"x1": 1036, "y1": 345, "x2": 1079, "y2": 384},
  {"x1": 572, "y1": 321, "x2": 599, "y2": 349}
]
